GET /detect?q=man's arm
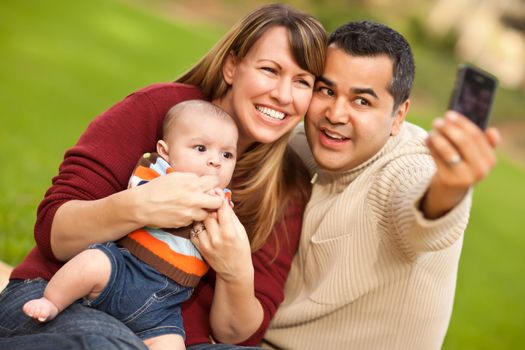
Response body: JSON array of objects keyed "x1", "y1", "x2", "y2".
[{"x1": 421, "y1": 111, "x2": 500, "y2": 219}]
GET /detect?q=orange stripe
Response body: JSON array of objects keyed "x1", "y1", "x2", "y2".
[
  {"x1": 127, "y1": 230, "x2": 208, "y2": 275},
  {"x1": 134, "y1": 166, "x2": 160, "y2": 181}
]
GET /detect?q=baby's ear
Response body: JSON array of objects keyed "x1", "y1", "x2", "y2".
[{"x1": 156, "y1": 140, "x2": 170, "y2": 161}]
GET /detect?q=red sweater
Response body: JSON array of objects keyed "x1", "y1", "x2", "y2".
[{"x1": 10, "y1": 82, "x2": 304, "y2": 346}]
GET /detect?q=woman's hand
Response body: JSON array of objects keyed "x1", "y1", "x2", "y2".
[
  {"x1": 51, "y1": 172, "x2": 223, "y2": 261},
  {"x1": 191, "y1": 199, "x2": 253, "y2": 282},
  {"x1": 422, "y1": 111, "x2": 500, "y2": 219},
  {"x1": 134, "y1": 172, "x2": 224, "y2": 229}
]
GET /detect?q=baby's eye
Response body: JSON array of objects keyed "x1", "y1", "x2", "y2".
[
  {"x1": 194, "y1": 145, "x2": 207, "y2": 152},
  {"x1": 223, "y1": 152, "x2": 234, "y2": 159}
]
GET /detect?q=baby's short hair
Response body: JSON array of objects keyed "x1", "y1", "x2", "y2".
[{"x1": 162, "y1": 100, "x2": 235, "y2": 139}]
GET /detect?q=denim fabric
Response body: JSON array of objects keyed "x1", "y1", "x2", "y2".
[
  {"x1": 0, "y1": 278, "x2": 146, "y2": 350},
  {"x1": 87, "y1": 242, "x2": 193, "y2": 340},
  {"x1": 188, "y1": 344, "x2": 265, "y2": 350}
]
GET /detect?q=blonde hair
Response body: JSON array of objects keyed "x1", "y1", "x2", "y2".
[{"x1": 177, "y1": 4, "x2": 326, "y2": 251}]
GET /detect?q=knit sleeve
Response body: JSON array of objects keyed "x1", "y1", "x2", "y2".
[
  {"x1": 34, "y1": 83, "x2": 203, "y2": 262},
  {"x1": 369, "y1": 152, "x2": 472, "y2": 258}
]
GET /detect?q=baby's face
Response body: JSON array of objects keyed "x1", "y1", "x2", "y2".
[{"x1": 163, "y1": 114, "x2": 238, "y2": 188}]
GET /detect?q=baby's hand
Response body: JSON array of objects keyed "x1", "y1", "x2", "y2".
[
  {"x1": 206, "y1": 188, "x2": 233, "y2": 219},
  {"x1": 206, "y1": 187, "x2": 224, "y2": 199}
]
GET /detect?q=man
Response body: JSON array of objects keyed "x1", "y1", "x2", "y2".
[{"x1": 263, "y1": 21, "x2": 499, "y2": 350}]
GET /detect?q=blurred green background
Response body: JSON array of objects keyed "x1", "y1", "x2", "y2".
[{"x1": 1, "y1": 0, "x2": 524, "y2": 348}]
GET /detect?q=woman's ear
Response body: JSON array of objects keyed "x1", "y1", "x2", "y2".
[
  {"x1": 222, "y1": 52, "x2": 237, "y2": 85},
  {"x1": 156, "y1": 140, "x2": 170, "y2": 162}
]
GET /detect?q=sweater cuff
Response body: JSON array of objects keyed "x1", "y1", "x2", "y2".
[{"x1": 399, "y1": 178, "x2": 472, "y2": 253}]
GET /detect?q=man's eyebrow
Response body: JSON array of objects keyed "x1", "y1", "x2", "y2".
[
  {"x1": 316, "y1": 75, "x2": 334, "y2": 86},
  {"x1": 351, "y1": 87, "x2": 379, "y2": 99},
  {"x1": 317, "y1": 77, "x2": 379, "y2": 100}
]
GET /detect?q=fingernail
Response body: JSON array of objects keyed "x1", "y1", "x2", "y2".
[
  {"x1": 433, "y1": 118, "x2": 445, "y2": 128},
  {"x1": 446, "y1": 111, "x2": 459, "y2": 121}
]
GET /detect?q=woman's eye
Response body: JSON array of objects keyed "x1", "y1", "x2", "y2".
[
  {"x1": 261, "y1": 66, "x2": 277, "y2": 74},
  {"x1": 297, "y1": 79, "x2": 312, "y2": 88},
  {"x1": 223, "y1": 152, "x2": 234, "y2": 159},
  {"x1": 194, "y1": 145, "x2": 206, "y2": 152}
]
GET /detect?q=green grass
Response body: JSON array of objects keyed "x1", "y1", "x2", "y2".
[
  {"x1": 442, "y1": 155, "x2": 525, "y2": 349},
  {"x1": 0, "y1": 0, "x2": 224, "y2": 264},
  {"x1": 1, "y1": 0, "x2": 524, "y2": 348}
]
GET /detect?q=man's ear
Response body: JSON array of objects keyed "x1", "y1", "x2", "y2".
[
  {"x1": 222, "y1": 52, "x2": 237, "y2": 85},
  {"x1": 156, "y1": 140, "x2": 170, "y2": 161},
  {"x1": 391, "y1": 99, "x2": 410, "y2": 136}
]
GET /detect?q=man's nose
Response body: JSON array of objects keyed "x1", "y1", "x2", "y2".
[{"x1": 326, "y1": 97, "x2": 350, "y2": 124}]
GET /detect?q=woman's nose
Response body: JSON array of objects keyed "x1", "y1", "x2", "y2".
[{"x1": 270, "y1": 78, "x2": 293, "y2": 105}]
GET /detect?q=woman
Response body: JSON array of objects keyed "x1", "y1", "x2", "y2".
[{"x1": 0, "y1": 4, "x2": 326, "y2": 349}]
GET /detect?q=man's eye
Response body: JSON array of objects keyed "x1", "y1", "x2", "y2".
[
  {"x1": 316, "y1": 86, "x2": 334, "y2": 97},
  {"x1": 194, "y1": 145, "x2": 206, "y2": 152},
  {"x1": 355, "y1": 97, "x2": 370, "y2": 106}
]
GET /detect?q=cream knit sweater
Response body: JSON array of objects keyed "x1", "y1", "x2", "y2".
[{"x1": 263, "y1": 122, "x2": 472, "y2": 350}]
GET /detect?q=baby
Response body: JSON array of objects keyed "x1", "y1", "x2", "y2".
[{"x1": 23, "y1": 100, "x2": 238, "y2": 350}]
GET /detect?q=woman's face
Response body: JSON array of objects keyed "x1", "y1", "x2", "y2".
[{"x1": 219, "y1": 26, "x2": 315, "y2": 153}]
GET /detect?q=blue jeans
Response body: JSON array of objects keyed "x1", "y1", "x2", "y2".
[
  {"x1": 0, "y1": 278, "x2": 146, "y2": 350},
  {"x1": 0, "y1": 279, "x2": 265, "y2": 350},
  {"x1": 88, "y1": 242, "x2": 192, "y2": 340},
  {"x1": 188, "y1": 344, "x2": 264, "y2": 350}
]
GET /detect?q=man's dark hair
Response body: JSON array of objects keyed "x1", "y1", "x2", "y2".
[{"x1": 328, "y1": 20, "x2": 415, "y2": 110}]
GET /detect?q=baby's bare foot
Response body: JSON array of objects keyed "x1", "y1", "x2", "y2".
[{"x1": 23, "y1": 297, "x2": 59, "y2": 322}]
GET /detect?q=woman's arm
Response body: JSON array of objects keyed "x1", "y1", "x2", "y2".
[
  {"x1": 35, "y1": 83, "x2": 223, "y2": 261},
  {"x1": 51, "y1": 173, "x2": 222, "y2": 261},
  {"x1": 192, "y1": 196, "x2": 304, "y2": 344},
  {"x1": 192, "y1": 202, "x2": 262, "y2": 343},
  {"x1": 211, "y1": 269, "x2": 263, "y2": 344}
]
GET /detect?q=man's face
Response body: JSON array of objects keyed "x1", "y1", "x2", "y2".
[{"x1": 305, "y1": 45, "x2": 409, "y2": 172}]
